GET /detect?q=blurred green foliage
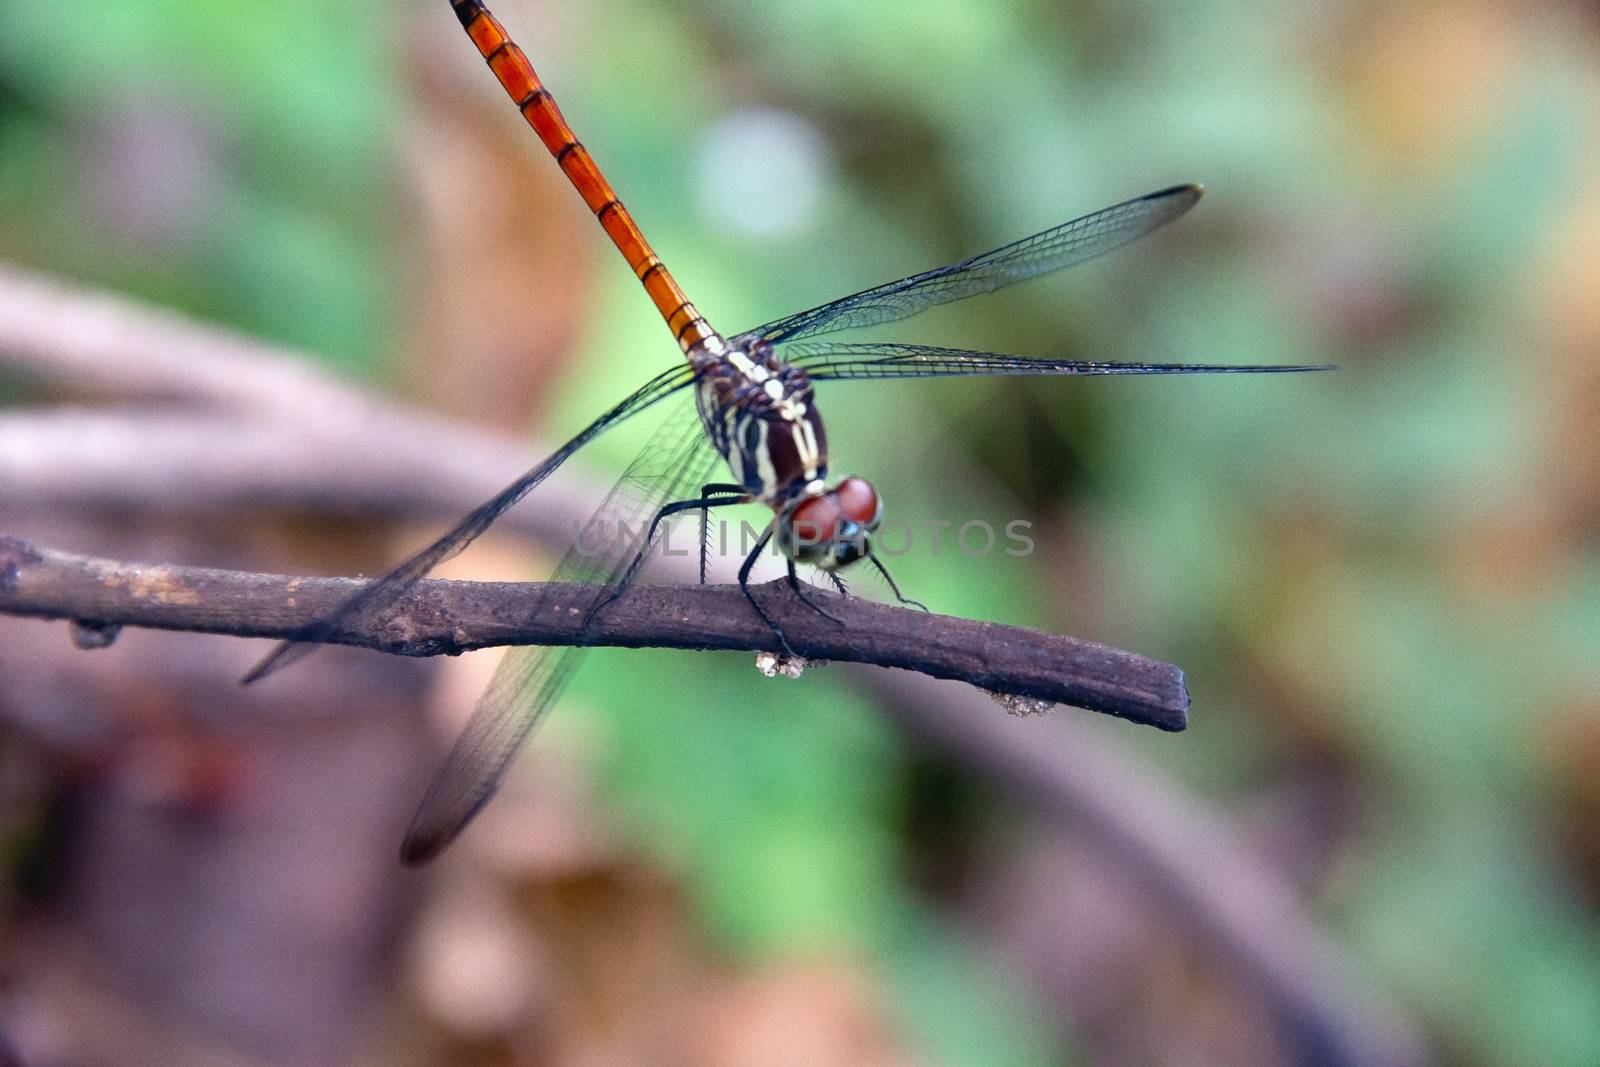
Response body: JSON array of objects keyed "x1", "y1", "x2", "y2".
[
  {"x1": 0, "y1": 0, "x2": 395, "y2": 372},
  {"x1": 6, "y1": 0, "x2": 1600, "y2": 1063}
]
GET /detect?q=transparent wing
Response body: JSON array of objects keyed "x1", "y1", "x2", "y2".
[
  {"x1": 787, "y1": 342, "x2": 1333, "y2": 381},
  {"x1": 753, "y1": 185, "x2": 1202, "y2": 344},
  {"x1": 240, "y1": 362, "x2": 697, "y2": 684},
  {"x1": 400, "y1": 396, "x2": 722, "y2": 864}
]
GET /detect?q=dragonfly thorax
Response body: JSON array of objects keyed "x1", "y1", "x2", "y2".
[
  {"x1": 693, "y1": 335, "x2": 831, "y2": 506},
  {"x1": 690, "y1": 336, "x2": 882, "y2": 569}
]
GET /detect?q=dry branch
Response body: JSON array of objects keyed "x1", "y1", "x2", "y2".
[{"x1": 0, "y1": 537, "x2": 1188, "y2": 731}]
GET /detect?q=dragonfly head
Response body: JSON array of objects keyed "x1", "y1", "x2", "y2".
[{"x1": 777, "y1": 476, "x2": 882, "y2": 570}]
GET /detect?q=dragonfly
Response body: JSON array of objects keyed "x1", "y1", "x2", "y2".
[{"x1": 243, "y1": 0, "x2": 1327, "y2": 864}]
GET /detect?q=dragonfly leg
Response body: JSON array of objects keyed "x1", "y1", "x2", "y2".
[
  {"x1": 737, "y1": 526, "x2": 800, "y2": 657},
  {"x1": 787, "y1": 558, "x2": 847, "y2": 626},
  {"x1": 584, "y1": 490, "x2": 748, "y2": 632},
  {"x1": 869, "y1": 553, "x2": 929, "y2": 611},
  {"x1": 697, "y1": 482, "x2": 744, "y2": 584},
  {"x1": 826, "y1": 570, "x2": 849, "y2": 596}
]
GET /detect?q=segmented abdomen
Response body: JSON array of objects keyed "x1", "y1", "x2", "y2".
[{"x1": 448, "y1": 0, "x2": 716, "y2": 352}]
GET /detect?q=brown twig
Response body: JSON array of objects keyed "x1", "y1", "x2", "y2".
[{"x1": 0, "y1": 537, "x2": 1188, "y2": 731}]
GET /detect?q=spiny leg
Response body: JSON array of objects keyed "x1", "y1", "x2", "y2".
[
  {"x1": 786, "y1": 558, "x2": 847, "y2": 626},
  {"x1": 870, "y1": 553, "x2": 929, "y2": 611},
  {"x1": 584, "y1": 490, "x2": 748, "y2": 630},
  {"x1": 699, "y1": 506, "x2": 710, "y2": 585},
  {"x1": 737, "y1": 525, "x2": 799, "y2": 658},
  {"x1": 696, "y1": 482, "x2": 743, "y2": 585}
]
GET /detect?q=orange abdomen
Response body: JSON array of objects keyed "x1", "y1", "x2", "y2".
[{"x1": 448, "y1": 0, "x2": 717, "y2": 352}]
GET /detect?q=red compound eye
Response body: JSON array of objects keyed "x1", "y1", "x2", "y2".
[
  {"x1": 834, "y1": 477, "x2": 880, "y2": 528},
  {"x1": 787, "y1": 494, "x2": 842, "y2": 547}
]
